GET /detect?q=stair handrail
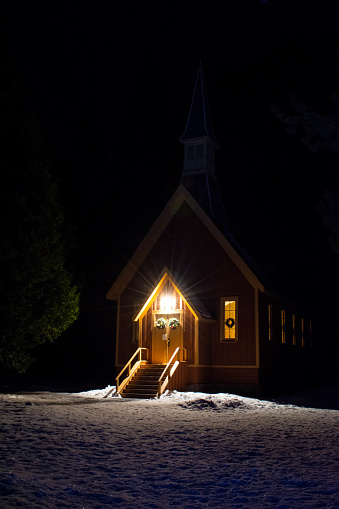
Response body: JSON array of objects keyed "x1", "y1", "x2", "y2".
[
  {"x1": 115, "y1": 347, "x2": 148, "y2": 394},
  {"x1": 157, "y1": 347, "x2": 187, "y2": 397}
]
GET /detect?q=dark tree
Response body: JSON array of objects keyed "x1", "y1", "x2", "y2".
[
  {"x1": 271, "y1": 94, "x2": 339, "y2": 154},
  {"x1": 271, "y1": 83, "x2": 339, "y2": 373},
  {"x1": 0, "y1": 56, "x2": 80, "y2": 373},
  {"x1": 271, "y1": 92, "x2": 339, "y2": 255}
]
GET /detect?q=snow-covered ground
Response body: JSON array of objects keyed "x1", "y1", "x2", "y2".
[{"x1": 0, "y1": 388, "x2": 338, "y2": 508}]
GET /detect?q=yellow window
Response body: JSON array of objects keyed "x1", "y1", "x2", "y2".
[{"x1": 222, "y1": 299, "x2": 237, "y2": 341}]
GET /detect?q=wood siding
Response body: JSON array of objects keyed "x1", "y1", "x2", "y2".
[
  {"x1": 187, "y1": 366, "x2": 259, "y2": 386},
  {"x1": 116, "y1": 201, "x2": 258, "y2": 373},
  {"x1": 168, "y1": 362, "x2": 187, "y2": 392},
  {"x1": 183, "y1": 302, "x2": 195, "y2": 364},
  {"x1": 141, "y1": 309, "x2": 152, "y2": 354},
  {"x1": 258, "y1": 292, "x2": 315, "y2": 392}
]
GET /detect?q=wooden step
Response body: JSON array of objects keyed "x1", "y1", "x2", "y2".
[
  {"x1": 128, "y1": 379, "x2": 158, "y2": 386},
  {"x1": 122, "y1": 386, "x2": 158, "y2": 397},
  {"x1": 121, "y1": 392, "x2": 157, "y2": 399},
  {"x1": 129, "y1": 374, "x2": 159, "y2": 380},
  {"x1": 120, "y1": 363, "x2": 165, "y2": 399},
  {"x1": 123, "y1": 387, "x2": 158, "y2": 395}
]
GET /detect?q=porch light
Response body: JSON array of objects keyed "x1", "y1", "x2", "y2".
[{"x1": 160, "y1": 295, "x2": 176, "y2": 313}]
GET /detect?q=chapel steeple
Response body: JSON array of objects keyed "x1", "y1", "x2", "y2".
[
  {"x1": 180, "y1": 62, "x2": 220, "y2": 176},
  {"x1": 180, "y1": 64, "x2": 227, "y2": 229}
]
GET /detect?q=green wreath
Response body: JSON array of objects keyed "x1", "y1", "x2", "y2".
[
  {"x1": 169, "y1": 318, "x2": 180, "y2": 330},
  {"x1": 225, "y1": 317, "x2": 235, "y2": 329},
  {"x1": 156, "y1": 317, "x2": 167, "y2": 329}
]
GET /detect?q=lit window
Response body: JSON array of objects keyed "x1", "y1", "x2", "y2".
[
  {"x1": 221, "y1": 298, "x2": 237, "y2": 341},
  {"x1": 160, "y1": 295, "x2": 176, "y2": 313},
  {"x1": 292, "y1": 314, "x2": 296, "y2": 346},
  {"x1": 292, "y1": 314, "x2": 296, "y2": 345},
  {"x1": 268, "y1": 304, "x2": 272, "y2": 341},
  {"x1": 281, "y1": 309, "x2": 286, "y2": 344}
]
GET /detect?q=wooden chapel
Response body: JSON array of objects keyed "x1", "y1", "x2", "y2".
[{"x1": 106, "y1": 66, "x2": 313, "y2": 397}]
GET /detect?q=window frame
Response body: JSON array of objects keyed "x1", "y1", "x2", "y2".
[
  {"x1": 133, "y1": 319, "x2": 140, "y2": 344},
  {"x1": 292, "y1": 314, "x2": 296, "y2": 346},
  {"x1": 220, "y1": 296, "x2": 238, "y2": 343}
]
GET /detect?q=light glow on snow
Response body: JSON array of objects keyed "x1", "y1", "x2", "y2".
[{"x1": 1, "y1": 387, "x2": 338, "y2": 508}]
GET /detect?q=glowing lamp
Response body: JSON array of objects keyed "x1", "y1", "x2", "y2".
[{"x1": 160, "y1": 295, "x2": 176, "y2": 313}]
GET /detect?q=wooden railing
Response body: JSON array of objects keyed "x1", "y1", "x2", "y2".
[
  {"x1": 115, "y1": 347, "x2": 148, "y2": 395},
  {"x1": 157, "y1": 347, "x2": 187, "y2": 397}
]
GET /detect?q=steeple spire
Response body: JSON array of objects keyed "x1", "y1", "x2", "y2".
[
  {"x1": 180, "y1": 62, "x2": 220, "y2": 176},
  {"x1": 180, "y1": 64, "x2": 227, "y2": 230}
]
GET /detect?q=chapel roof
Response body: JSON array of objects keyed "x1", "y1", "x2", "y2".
[
  {"x1": 106, "y1": 67, "x2": 302, "y2": 309},
  {"x1": 179, "y1": 62, "x2": 219, "y2": 147}
]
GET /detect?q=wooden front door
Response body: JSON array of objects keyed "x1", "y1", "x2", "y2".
[{"x1": 152, "y1": 313, "x2": 182, "y2": 364}]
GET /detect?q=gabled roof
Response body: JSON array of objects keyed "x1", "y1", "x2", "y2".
[
  {"x1": 106, "y1": 184, "x2": 265, "y2": 301},
  {"x1": 132, "y1": 267, "x2": 215, "y2": 322},
  {"x1": 181, "y1": 171, "x2": 228, "y2": 230},
  {"x1": 179, "y1": 63, "x2": 220, "y2": 148}
]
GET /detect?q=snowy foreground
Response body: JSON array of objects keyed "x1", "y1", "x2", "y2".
[{"x1": 0, "y1": 388, "x2": 338, "y2": 508}]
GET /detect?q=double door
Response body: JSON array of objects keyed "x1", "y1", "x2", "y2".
[{"x1": 152, "y1": 313, "x2": 182, "y2": 364}]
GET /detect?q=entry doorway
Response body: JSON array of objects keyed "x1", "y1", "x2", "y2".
[{"x1": 152, "y1": 313, "x2": 183, "y2": 364}]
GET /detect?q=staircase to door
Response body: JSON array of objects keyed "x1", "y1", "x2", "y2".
[{"x1": 120, "y1": 364, "x2": 164, "y2": 399}]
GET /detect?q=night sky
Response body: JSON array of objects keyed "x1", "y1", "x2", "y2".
[{"x1": 2, "y1": 0, "x2": 339, "y2": 385}]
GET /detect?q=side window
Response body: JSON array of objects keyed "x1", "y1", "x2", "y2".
[
  {"x1": 220, "y1": 298, "x2": 238, "y2": 342},
  {"x1": 133, "y1": 320, "x2": 140, "y2": 344},
  {"x1": 292, "y1": 314, "x2": 296, "y2": 346}
]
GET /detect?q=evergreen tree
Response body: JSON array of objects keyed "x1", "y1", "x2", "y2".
[
  {"x1": 271, "y1": 93, "x2": 339, "y2": 255},
  {"x1": 0, "y1": 56, "x2": 80, "y2": 373},
  {"x1": 271, "y1": 84, "x2": 339, "y2": 370},
  {"x1": 271, "y1": 94, "x2": 339, "y2": 154}
]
